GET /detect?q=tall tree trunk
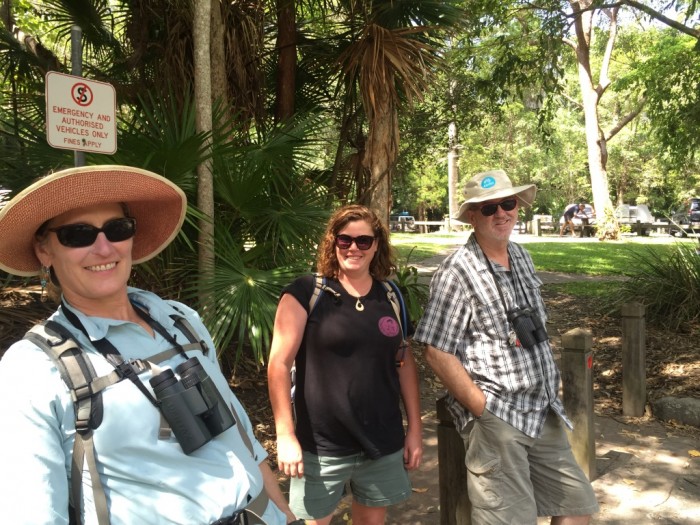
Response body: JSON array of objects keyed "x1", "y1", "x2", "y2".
[
  {"x1": 274, "y1": 0, "x2": 296, "y2": 122},
  {"x1": 194, "y1": 0, "x2": 215, "y2": 302},
  {"x1": 569, "y1": 1, "x2": 617, "y2": 238},
  {"x1": 210, "y1": 0, "x2": 229, "y2": 117},
  {"x1": 362, "y1": 90, "x2": 397, "y2": 227}
]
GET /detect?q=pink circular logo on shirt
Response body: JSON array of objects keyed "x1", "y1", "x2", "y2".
[{"x1": 378, "y1": 316, "x2": 400, "y2": 337}]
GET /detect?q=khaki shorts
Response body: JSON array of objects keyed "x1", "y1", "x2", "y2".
[
  {"x1": 462, "y1": 409, "x2": 599, "y2": 523},
  {"x1": 289, "y1": 449, "x2": 411, "y2": 520}
]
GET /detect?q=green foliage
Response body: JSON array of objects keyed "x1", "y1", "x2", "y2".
[
  {"x1": 614, "y1": 243, "x2": 700, "y2": 331},
  {"x1": 391, "y1": 246, "x2": 430, "y2": 327},
  {"x1": 622, "y1": 30, "x2": 700, "y2": 167}
]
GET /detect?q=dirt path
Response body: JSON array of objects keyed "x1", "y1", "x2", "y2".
[{"x1": 329, "y1": 364, "x2": 700, "y2": 525}]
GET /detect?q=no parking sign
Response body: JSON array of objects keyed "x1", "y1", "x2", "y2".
[{"x1": 45, "y1": 71, "x2": 117, "y2": 154}]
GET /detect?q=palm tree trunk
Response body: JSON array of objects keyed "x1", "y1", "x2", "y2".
[
  {"x1": 274, "y1": 0, "x2": 296, "y2": 122},
  {"x1": 194, "y1": 0, "x2": 215, "y2": 303},
  {"x1": 363, "y1": 91, "x2": 397, "y2": 227}
]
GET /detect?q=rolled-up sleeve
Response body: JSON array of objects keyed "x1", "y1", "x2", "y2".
[{"x1": 414, "y1": 265, "x2": 471, "y2": 356}]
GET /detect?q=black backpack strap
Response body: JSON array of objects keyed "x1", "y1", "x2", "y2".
[
  {"x1": 307, "y1": 273, "x2": 340, "y2": 315},
  {"x1": 168, "y1": 305, "x2": 211, "y2": 357},
  {"x1": 382, "y1": 280, "x2": 410, "y2": 367},
  {"x1": 383, "y1": 280, "x2": 408, "y2": 339},
  {"x1": 25, "y1": 321, "x2": 112, "y2": 525}
]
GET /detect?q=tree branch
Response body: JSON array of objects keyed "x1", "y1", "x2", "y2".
[
  {"x1": 596, "y1": 7, "x2": 619, "y2": 97},
  {"x1": 607, "y1": 1, "x2": 700, "y2": 39},
  {"x1": 605, "y1": 97, "x2": 647, "y2": 142}
]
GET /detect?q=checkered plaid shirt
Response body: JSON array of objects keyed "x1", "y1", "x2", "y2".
[{"x1": 414, "y1": 234, "x2": 570, "y2": 438}]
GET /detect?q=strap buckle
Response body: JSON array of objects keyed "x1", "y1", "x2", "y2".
[
  {"x1": 115, "y1": 361, "x2": 136, "y2": 379},
  {"x1": 210, "y1": 510, "x2": 246, "y2": 525}
]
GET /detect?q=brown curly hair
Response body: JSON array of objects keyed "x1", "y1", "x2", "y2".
[{"x1": 316, "y1": 204, "x2": 396, "y2": 280}]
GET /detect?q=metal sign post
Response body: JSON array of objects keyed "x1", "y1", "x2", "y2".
[
  {"x1": 45, "y1": 25, "x2": 117, "y2": 161},
  {"x1": 71, "y1": 26, "x2": 85, "y2": 167}
]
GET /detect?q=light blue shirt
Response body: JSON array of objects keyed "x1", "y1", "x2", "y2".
[{"x1": 0, "y1": 287, "x2": 285, "y2": 525}]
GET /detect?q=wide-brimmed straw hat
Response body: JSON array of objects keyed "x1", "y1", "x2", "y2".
[
  {"x1": 0, "y1": 165, "x2": 186, "y2": 277},
  {"x1": 453, "y1": 169, "x2": 536, "y2": 223}
]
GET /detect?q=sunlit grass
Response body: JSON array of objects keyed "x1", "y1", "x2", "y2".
[
  {"x1": 524, "y1": 243, "x2": 678, "y2": 275},
  {"x1": 546, "y1": 281, "x2": 622, "y2": 297},
  {"x1": 391, "y1": 232, "x2": 691, "y2": 276}
]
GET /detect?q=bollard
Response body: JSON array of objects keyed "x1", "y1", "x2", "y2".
[
  {"x1": 437, "y1": 396, "x2": 471, "y2": 525},
  {"x1": 561, "y1": 328, "x2": 596, "y2": 481},
  {"x1": 622, "y1": 302, "x2": 646, "y2": 416},
  {"x1": 533, "y1": 218, "x2": 542, "y2": 237}
]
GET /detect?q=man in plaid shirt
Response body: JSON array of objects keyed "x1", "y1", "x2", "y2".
[{"x1": 414, "y1": 170, "x2": 598, "y2": 525}]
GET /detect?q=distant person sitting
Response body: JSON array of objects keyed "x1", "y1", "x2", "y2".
[{"x1": 559, "y1": 203, "x2": 585, "y2": 236}]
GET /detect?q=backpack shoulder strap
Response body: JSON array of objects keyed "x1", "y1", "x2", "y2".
[
  {"x1": 308, "y1": 273, "x2": 323, "y2": 313},
  {"x1": 308, "y1": 273, "x2": 340, "y2": 316},
  {"x1": 226, "y1": 403, "x2": 270, "y2": 523},
  {"x1": 25, "y1": 321, "x2": 111, "y2": 525},
  {"x1": 382, "y1": 280, "x2": 410, "y2": 368},
  {"x1": 382, "y1": 280, "x2": 408, "y2": 339},
  {"x1": 169, "y1": 313, "x2": 211, "y2": 357}
]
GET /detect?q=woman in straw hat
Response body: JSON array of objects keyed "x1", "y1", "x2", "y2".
[{"x1": 0, "y1": 166, "x2": 298, "y2": 525}]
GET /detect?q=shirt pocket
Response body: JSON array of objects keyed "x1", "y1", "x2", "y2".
[
  {"x1": 518, "y1": 273, "x2": 547, "y2": 320},
  {"x1": 470, "y1": 295, "x2": 508, "y2": 341}
]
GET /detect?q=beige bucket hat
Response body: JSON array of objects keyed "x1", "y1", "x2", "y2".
[
  {"x1": 0, "y1": 165, "x2": 186, "y2": 276},
  {"x1": 453, "y1": 169, "x2": 536, "y2": 223}
]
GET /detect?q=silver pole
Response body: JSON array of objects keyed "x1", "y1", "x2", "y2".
[{"x1": 71, "y1": 26, "x2": 85, "y2": 167}]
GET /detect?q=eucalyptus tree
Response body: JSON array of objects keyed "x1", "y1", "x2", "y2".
[{"x1": 455, "y1": 0, "x2": 699, "y2": 238}]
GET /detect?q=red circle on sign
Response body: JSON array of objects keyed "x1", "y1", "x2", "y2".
[{"x1": 72, "y1": 83, "x2": 93, "y2": 106}]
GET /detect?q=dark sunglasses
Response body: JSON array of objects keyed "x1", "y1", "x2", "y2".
[
  {"x1": 479, "y1": 198, "x2": 518, "y2": 217},
  {"x1": 48, "y1": 217, "x2": 136, "y2": 248},
  {"x1": 335, "y1": 234, "x2": 375, "y2": 250}
]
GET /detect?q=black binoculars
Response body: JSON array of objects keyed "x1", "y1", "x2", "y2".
[
  {"x1": 150, "y1": 357, "x2": 235, "y2": 454},
  {"x1": 507, "y1": 306, "x2": 549, "y2": 351}
]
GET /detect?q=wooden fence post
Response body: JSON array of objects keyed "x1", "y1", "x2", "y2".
[
  {"x1": 533, "y1": 217, "x2": 542, "y2": 236},
  {"x1": 622, "y1": 302, "x2": 646, "y2": 416},
  {"x1": 561, "y1": 328, "x2": 596, "y2": 481},
  {"x1": 437, "y1": 396, "x2": 471, "y2": 525}
]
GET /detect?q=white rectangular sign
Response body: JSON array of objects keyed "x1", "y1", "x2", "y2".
[{"x1": 45, "y1": 71, "x2": 117, "y2": 154}]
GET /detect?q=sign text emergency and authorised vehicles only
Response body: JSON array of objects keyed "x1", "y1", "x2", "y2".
[{"x1": 45, "y1": 72, "x2": 117, "y2": 154}]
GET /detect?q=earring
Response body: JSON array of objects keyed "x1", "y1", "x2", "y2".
[{"x1": 40, "y1": 265, "x2": 50, "y2": 302}]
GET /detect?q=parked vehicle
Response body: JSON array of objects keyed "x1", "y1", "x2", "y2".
[
  {"x1": 389, "y1": 214, "x2": 417, "y2": 232},
  {"x1": 614, "y1": 204, "x2": 654, "y2": 236},
  {"x1": 669, "y1": 198, "x2": 700, "y2": 237}
]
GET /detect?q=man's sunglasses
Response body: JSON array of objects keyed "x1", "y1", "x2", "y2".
[
  {"x1": 479, "y1": 198, "x2": 518, "y2": 217},
  {"x1": 48, "y1": 217, "x2": 136, "y2": 248},
  {"x1": 335, "y1": 234, "x2": 375, "y2": 250}
]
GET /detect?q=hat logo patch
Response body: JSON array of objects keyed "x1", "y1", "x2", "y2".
[{"x1": 480, "y1": 176, "x2": 496, "y2": 189}]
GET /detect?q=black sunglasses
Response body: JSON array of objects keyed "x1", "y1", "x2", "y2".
[
  {"x1": 48, "y1": 217, "x2": 136, "y2": 248},
  {"x1": 479, "y1": 198, "x2": 518, "y2": 217},
  {"x1": 335, "y1": 234, "x2": 375, "y2": 250}
]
